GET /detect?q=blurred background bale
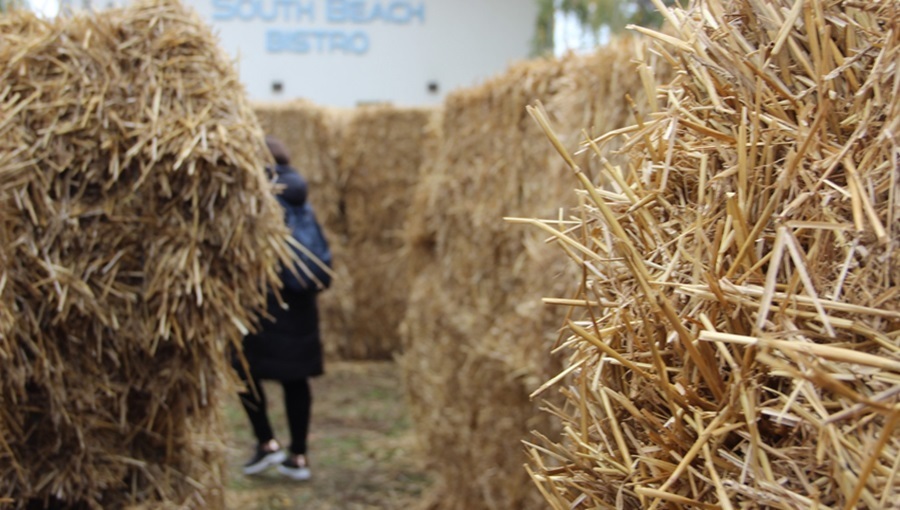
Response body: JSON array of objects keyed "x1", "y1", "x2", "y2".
[
  {"x1": 336, "y1": 105, "x2": 437, "y2": 359},
  {"x1": 0, "y1": 1, "x2": 289, "y2": 508},
  {"x1": 254, "y1": 102, "x2": 436, "y2": 360},
  {"x1": 399, "y1": 37, "x2": 668, "y2": 510},
  {"x1": 525, "y1": 0, "x2": 900, "y2": 508}
]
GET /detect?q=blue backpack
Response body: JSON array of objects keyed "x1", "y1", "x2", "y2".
[{"x1": 280, "y1": 198, "x2": 332, "y2": 292}]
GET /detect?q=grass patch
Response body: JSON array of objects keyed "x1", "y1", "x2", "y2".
[{"x1": 222, "y1": 360, "x2": 432, "y2": 509}]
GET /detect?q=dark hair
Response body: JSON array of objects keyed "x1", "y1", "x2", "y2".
[{"x1": 265, "y1": 135, "x2": 290, "y2": 166}]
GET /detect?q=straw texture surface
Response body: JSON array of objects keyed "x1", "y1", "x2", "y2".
[
  {"x1": 401, "y1": 38, "x2": 667, "y2": 510},
  {"x1": 525, "y1": 1, "x2": 900, "y2": 508},
  {"x1": 338, "y1": 105, "x2": 434, "y2": 359},
  {"x1": 0, "y1": 1, "x2": 290, "y2": 507}
]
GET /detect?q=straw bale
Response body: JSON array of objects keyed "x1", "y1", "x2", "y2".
[
  {"x1": 525, "y1": 0, "x2": 900, "y2": 508},
  {"x1": 0, "y1": 1, "x2": 290, "y2": 508},
  {"x1": 400, "y1": 37, "x2": 667, "y2": 510},
  {"x1": 336, "y1": 105, "x2": 436, "y2": 359}
]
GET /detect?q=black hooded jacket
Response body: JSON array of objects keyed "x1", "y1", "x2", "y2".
[{"x1": 239, "y1": 164, "x2": 324, "y2": 380}]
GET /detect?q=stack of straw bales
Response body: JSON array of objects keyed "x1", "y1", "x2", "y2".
[
  {"x1": 0, "y1": 1, "x2": 290, "y2": 508},
  {"x1": 526, "y1": 0, "x2": 900, "y2": 508},
  {"x1": 337, "y1": 105, "x2": 435, "y2": 359},
  {"x1": 401, "y1": 38, "x2": 668, "y2": 510},
  {"x1": 254, "y1": 102, "x2": 436, "y2": 359}
]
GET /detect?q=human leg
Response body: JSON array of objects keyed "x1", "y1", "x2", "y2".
[
  {"x1": 277, "y1": 377, "x2": 313, "y2": 480},
  {"x1": 239, "y1": 377, "x2": 286, "y2": 474},
  {"x1": 281, "y1": 377, "x2": 312, "y2": 454}
]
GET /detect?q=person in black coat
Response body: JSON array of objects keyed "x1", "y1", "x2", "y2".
[{"x1": 236, "y1": 135, "x2": 324, "y2": 481}]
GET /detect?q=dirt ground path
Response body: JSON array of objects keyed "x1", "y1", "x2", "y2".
[{"x1": 222, "y1": 361, "x2": 433, "y2": 509}]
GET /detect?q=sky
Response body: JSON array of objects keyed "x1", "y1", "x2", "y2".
[
  {"x1": 30, "y1": 0, "x2": 58, "y2": 16},
  {"x1": 553, "y1": 9, "x2": 610, "y2": 56}
]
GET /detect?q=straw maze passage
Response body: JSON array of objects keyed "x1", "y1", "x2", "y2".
[
  {"x1": 253, "y1": 102, "x2": 436, "y2": 363},
  {"x1": 256, "y1": 35, "x2": 672, "y2": 510},
  {"x1": 1, "y1": 3, "x2": 659, "y2": 505},
  {"x1": 261, "y1": 2, "x2": 900, "y2": 506},
  {"x1": 4, "y1": 0, "x2": 899, "y2": 508},
  {"x1": 8, "y1": 41, "x2": 662, "y2": 510}
]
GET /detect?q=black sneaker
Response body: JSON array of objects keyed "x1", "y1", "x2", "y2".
[
  {"x1": 277, "y1": 454, "x2": 311, "y2": 481},
  {"x1": 243, "y1": 443, "x2": 287, "y2": 475}
]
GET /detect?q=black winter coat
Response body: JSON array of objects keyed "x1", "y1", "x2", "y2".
[{"x1": 240, "y1": 164, "x2": 324, "y2": 380}]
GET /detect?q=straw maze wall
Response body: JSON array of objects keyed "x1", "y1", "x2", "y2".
[
  {"x1": 254, "y1": 37, "x2": 667, "y2": 510},
  {"x1": 5, "y1": 0, "x2": 897, "y2": 507},
  {"x1": 525, "y1": 1, "x2": 900, "y2": 508},
  {"x1": 1, "y1": 2, "x2": 292, "y2": 508}
]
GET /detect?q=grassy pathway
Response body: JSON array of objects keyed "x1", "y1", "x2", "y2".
[{"x1": 222, "y1": 361, "x2": 432, "y2": 509}]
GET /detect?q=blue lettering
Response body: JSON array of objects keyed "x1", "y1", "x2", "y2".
[
  {"x1": 290, "y1": 31, "x2": 312, "y2": 52},
  {"x1": 213, "y1": 0, "x2": 315, "y2": 22},
  {"x1": 365, "y1": 2, "x2": 381, "y2": 22},
  {"x1": 217, "y1": 0, "x2": 423, "y2": 23},
  {"x1": 266, "y1": 29, "x2": 285, "y2": 51},
  {"x1": 258, "y1": 1, "x2": 277, "y2": 21},
  {"x1": 266, "y1": 29, "x2": 369, "y2": 54},
  {"x1": 348, "y1": 31, "x2": 369, "y2": 53},
  {"x1": 326, "y1": 1, "x2": 425, "y2": 24},
  {"x1": 325, "y1": 0, "x2": 346, "y2": 22},
  {"x1": 212, "y1": 0, "x2": 236, "y2": 20},
  {"x1": 330, "y1": 31, "x2": 348, "y2": 52},
  {"x1": 293, "y1": 1, "x2": 315, "y2": 22},
  {"x1": 312, "y1": 30, "x2": 329, "y2": 51},
  {"x1": 260, "y1": 0, "x2": 294, "y2": 21},
  {"x1": 395, "y1": 2, "x2": 424, "y2": 23},
  {"x1": 237, "y1": 0, "x2": 256, "y2": 20}
]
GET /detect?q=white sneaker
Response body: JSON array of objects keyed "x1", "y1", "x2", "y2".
[
  {"x1": 243, "y1": 444, "x2": 287, "y2": 475},
  {"x1": 277, "y1": 454, "x2": 312, "y2": 481}
]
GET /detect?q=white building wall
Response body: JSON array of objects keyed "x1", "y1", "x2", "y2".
[{"x1": 175, "y1": 0, "x2": 539, "y2": 106}]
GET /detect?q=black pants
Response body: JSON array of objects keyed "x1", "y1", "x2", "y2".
[{"x1": 239, "y1": 377, "x2": 312, "y2": 455}]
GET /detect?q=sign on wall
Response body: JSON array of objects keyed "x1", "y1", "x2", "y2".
[{"x1": 210, "y1": 0, "x2": 426, "y2": 54}]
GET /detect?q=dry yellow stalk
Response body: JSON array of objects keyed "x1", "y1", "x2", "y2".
[
  {"x1": 526, "y1": 0, "x2": 900, "y2": 508},
  {"x1": 0, "y1": 1, "x2": 290, "y2": 507}
]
